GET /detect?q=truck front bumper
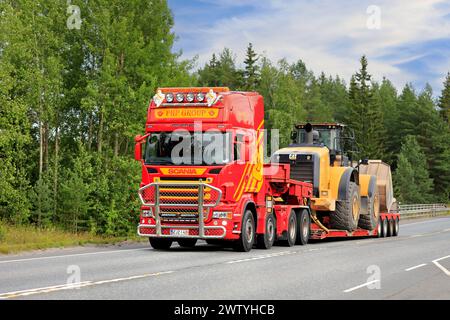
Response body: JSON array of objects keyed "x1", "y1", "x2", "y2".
[
  {"x1": 137, "y1": 223, "x2": 227, "y2": 239},
  {"x1": 137, "y1": 181, "x2": 238, "y2": 239}
]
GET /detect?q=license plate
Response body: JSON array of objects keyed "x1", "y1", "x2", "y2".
[{"x1": 170, "y1": 229, "x2": 189, "y2": 236}]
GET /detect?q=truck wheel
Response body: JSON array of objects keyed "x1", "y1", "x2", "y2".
[
  {"x1": 393, "y1": 218, "x2": 399, "y2": 236},
  {"x1": 234, "y1": 210, "x2": 256, "y2": 252},
  {"x1": 381, "y1": 218, "x2": 388, "y2": 237},
  {"x1": 358, "y1": 191, "x2": 380, "y2": 231},
  {"x1": 386, "y1": 218, "x2": 394, "y2": 237},
  {"x1": 282, "y1": 210, "x2": 297, "y2": 247},
  {"x1": 256, "y1": 213, "x2": 276, "y2": 249},
  {"x1": 296, "y1": 209, "x2": 310, "y2": 245},
  {"x1": 178, "y1": 239, "x2": 197, "y2": 248},
  {"x1": 330, "y1": 181, "x2": 360, "y2": 232},
  {"x1": 149, "y1": 238, "x2": 173, "y2": 250},
  {"x1": 377, "y1": 217, "x2": 383, "y2": 238}
]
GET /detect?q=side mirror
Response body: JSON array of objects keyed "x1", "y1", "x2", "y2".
[
  {"x1": 134, "y1": 142, "x2": 142, "y2": 161},
  {"x1": 134, "y1": 134, "x2": 148, "y2": 161}
]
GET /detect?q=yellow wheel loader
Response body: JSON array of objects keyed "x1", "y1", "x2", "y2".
[{"x1": 272, "y1": 123, "x2": 397, "y2": 232}]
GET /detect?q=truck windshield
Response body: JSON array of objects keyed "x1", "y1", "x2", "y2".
[{"x1": 145, "y1": 131, "x2": 233, "y2": 166}]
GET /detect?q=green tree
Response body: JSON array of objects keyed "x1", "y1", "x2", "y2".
[
  {"x1": 394, "y1": 136, "x2": 434, "y2": 204},
  {"x1": 439, "y1": 72, "x2": 450, "y2": 124},
  {"x1": 243, "y1": 43, "x2": 260, "y2": 91},
  {"x1": 345, "y1": 56, "x2": 385, "y2": 159}
]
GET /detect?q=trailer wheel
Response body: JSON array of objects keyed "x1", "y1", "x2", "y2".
[
  {"x1": 330, "y1": 181, "x2": 360, "y2": 232},
  {"x1": 149, "y1": 238, "x2": 173, "y2": 250},
  {"x1": 386, "y1": 218, "x2": 394, "y2": 237},
  {"x1": 256, "y1": 213, "x2": 276, "y2": 249},
  {"x1": 358, "y1": 191, "x2": 380, "y2": 231},
  {"x1": 234, "y1": 210, "x2": 256, "y2": 252},
  {"x1": 377, "y1": 217, "x2": 382, "y2": 238},
  {"x1": 393, "y1": 218, "x2": 399, "y2": 236},
  {"x1": 178, "y1": 239, "x2": 197, "y2": 248},
  {"x1": 296, "y1": 209, "x2": 310, "y2": 245},
  {"x1": 282, "y1": 210, "x2": 297, "y2": 247},
  {"x1": 381, "y1": 218, "x2": 388, "y2": 237}
]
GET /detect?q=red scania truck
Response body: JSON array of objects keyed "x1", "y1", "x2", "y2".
[{"x1": 134, "y1": 87, "x2": 399, "y2": 252}]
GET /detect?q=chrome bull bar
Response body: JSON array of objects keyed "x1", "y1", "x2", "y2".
[{"x1": 137, "y1": 181, "x2": 223, "y2": 238}]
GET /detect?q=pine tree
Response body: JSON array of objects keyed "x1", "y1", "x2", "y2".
[
  {"x1": 345, "y1": 56, "x2": 385, "y2": 160},
  {"x1": 394, "y1": 136, "x2": 434, "y2": 204},
  {"x1": 414, "y1": 86, "x2": 450, "y2": 200},
  {"x1": 439, "y1": 72, "x2": 450, "y2": 124},
  {"x1": 243, "y1": 43, "x2": 260, "y2": 91}
]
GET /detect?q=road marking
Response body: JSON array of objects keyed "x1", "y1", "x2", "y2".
[
  {"x1": 405, "y1": 263, "x2": 427, "y2": 271},
  {"x1": 432, "y1": 255, "x2": 450, "y2": 276},
  {"x1": 409, "y1": 234, "x2": 424, "y2": 238},
  {"x1": 227, "y1": 251, "x2": 295, "y2": 264},
  {"x1": 343, "y1": 280, "x2": 380, "y2": 293},
  {"x1": 0, "y1": 248, "x2": 148, "y2": 265},
  {"x1": 0, "y1": 271, "x2": 174, "y2": 299}
]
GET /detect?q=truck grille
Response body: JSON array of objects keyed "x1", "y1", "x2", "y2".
[
  {"x1": 138, "y1": 182, "x2": 221, "y2": 224},
  {"x1": 290, "y1": 162, "x2": 314, "y2": 183}
]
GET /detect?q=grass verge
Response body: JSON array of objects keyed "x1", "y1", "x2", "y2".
[{"x1": 0, "y1": 222, "x2": 144, "y2": 255}]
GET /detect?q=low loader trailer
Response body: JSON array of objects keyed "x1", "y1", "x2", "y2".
[{"x1": 134, "y1": 87, "x2": 399, "y2": 252}]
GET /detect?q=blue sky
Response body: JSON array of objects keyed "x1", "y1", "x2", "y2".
[{"x1": 167, "y1": 0, "x2": 450, "y2": 96}]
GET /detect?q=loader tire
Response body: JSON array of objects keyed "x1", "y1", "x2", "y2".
[
  {"x1": 330, "y1": 181, "x2": 360, "y2": 232},
  {"x1": 358, "y1": 191, "x2": 380, "y2": 231}
]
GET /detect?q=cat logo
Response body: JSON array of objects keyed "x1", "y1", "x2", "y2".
[{"x1": 289, "y1": 153, "x2": 297, "y2": 160}]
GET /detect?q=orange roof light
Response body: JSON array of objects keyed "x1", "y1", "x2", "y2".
[{"x1": 152, "y1": 87, "x2": 229, "y2": 107}]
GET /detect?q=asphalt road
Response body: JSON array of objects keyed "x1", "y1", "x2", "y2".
[{"x1": 0, "y1": 217, "x2": 449, "y2": 300}]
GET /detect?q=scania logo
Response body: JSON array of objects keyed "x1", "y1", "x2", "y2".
[{"x1": 168, "y1": 168, "x2": 197, "y2": 175}]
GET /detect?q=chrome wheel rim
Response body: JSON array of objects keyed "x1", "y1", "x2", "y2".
[
  {"x1": 302, "y1": 216, "x2": 309, "y2": 239},
  {"x1": 245, "y1": 218, "x2": 254, "y2": 243},
  {"x1": 289, "y1": 216, "x2": 296, "y2": 239},
  {"x1": 267, "y1": 219, "x2": 274, "y2": 242}
]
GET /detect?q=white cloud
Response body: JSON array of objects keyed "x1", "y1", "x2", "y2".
[{"x1": 174, "y1": 0, "x2": 450, "y2": 91}]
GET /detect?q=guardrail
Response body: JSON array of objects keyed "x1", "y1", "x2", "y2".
[{"x1": 399, "y1": 203, "x2": 449, "y2": 219}]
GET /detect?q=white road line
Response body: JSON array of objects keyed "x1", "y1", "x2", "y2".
[
  {"x1": 0, "y1": 248, "x2": 148, "y2": 265},
  {"x1": 432, "y1": 255, "x2": 450, "y2": 276},
  {"x1": 0, "y1": 271, "x2": 174, "y2": 299},
  {"x1": 227, "y1": 251, "x2": 295, "y2": 264},
  {"x1": 343, "y1": 280, "x2": 380, "y2": 293},
  {"x1": 405, "y1": 263, "x2": 427, "y2": 271},
  {"x1": 409, "y1": 234, "x2": 424, "y2": 238}
]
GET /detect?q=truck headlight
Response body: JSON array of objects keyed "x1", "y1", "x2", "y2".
[
  {"x1": 212, "y1": 211, "x2": 232, "y2": 219},
  {"x1": 142, "y1": 209, "x2": 153, "y2": 217}
]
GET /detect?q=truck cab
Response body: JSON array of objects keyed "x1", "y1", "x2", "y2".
[{"x1": 134, "y1": 87, "x2": 267, "y2": 250}]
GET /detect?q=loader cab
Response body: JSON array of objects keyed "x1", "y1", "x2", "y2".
[{"x1": 290, "y1": 123, "x2": 351, "y2": 166}]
